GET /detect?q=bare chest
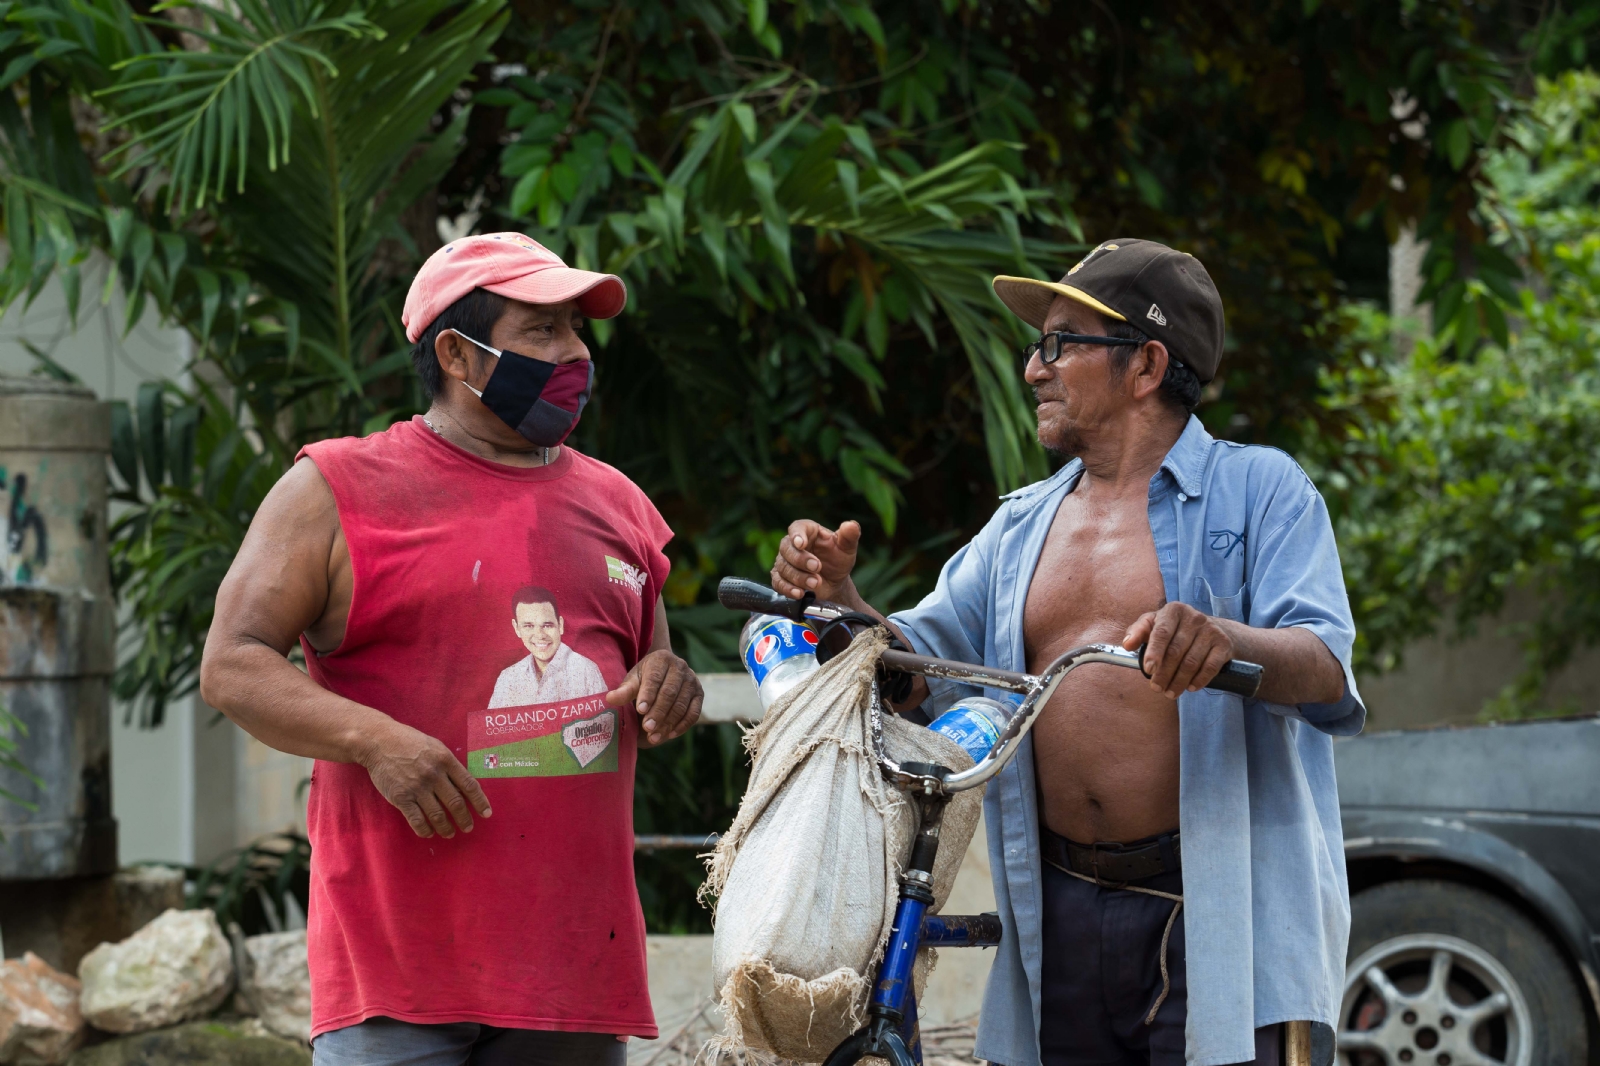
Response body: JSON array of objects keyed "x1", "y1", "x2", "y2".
[
  {"x1": 1022, "y1": 489, "x2": 1168, "y2": 663},
  {"x1": 1022, "y1": 485, "x2": 1180, "y2": 842}
]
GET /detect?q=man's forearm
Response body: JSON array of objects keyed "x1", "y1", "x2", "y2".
[
  {"x1": 1215, "y1": 621, "x2": 1345, "y2": 706},
  {"x1": 199, "y1": 639, "x2": 399, "y2": 765}
]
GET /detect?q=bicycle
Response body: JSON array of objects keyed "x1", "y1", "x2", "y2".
[{"x1": 715, "y1": 577, "x2": 1306, "y2": 1066}]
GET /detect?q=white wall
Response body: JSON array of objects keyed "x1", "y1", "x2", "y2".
[{"x1": 0, "y1": 258, "x2": 191, "y2": 403}]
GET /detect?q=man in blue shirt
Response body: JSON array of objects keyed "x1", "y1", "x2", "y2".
[{"x1": 770, "y1": 239, "x2": 1364, "y2": 1066}]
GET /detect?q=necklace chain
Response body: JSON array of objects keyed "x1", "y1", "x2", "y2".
[{"x1": 422, "y1": 415, "x2": 550, "y2": 465}]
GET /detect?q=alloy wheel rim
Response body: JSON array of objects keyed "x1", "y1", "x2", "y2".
[{"x1": 1338, "y1": 932, "x2": 1531, "y2": 1066}]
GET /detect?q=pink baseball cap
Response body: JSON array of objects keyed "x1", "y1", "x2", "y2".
[{"x1": 401, "y1": 232, "x2": 628, "y2": 342}]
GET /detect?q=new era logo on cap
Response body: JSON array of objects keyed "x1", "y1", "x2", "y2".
[{"x1": 1146, "y1": 303, "x2": 1168, "y2": 326}]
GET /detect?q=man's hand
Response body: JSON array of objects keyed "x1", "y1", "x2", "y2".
[
  {"x1": 773, "y1": 519, "x2": 861, "y2": 602},
  {"x1": 359, "y1": 719, "x2": 493, "y2": 839},
  {"x1": 607, "y1": 649, "x2": 703, "y2": 746},
  {"x1": 1123, "y1": 603, "x2": 1235, "y2": 699}
]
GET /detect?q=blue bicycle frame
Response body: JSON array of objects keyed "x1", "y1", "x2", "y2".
[{"x1": 715, "y1": 578, "x2": 1263, "y2": 1066}]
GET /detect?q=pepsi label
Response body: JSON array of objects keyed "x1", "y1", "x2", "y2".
[{"x1": 743, "y1": 618, "x2": 819, "y2": 685}]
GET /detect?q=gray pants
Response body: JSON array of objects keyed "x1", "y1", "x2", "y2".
[{"x1": 312, "y1": 1016, "x2": 629, "y2": 1066}]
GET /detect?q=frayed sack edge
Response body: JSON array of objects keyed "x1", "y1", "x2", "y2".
[
  {"x1": 693, "y1": 951, "x2": 940, "y2": 1066},
  {"x1": 697, "y1": 958, "x2": 870, "y2": 1066}
]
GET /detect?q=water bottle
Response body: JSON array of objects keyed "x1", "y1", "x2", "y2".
[
  {"x1": 928, "y1": 696, "x2": 1018, "y2": 762},
  {"x1": 739, "y1": 614, "x2": 822, "y2": 709}
]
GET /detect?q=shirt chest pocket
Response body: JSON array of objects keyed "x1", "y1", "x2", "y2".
[
  {"x1": 1197, "y1": 576, "x2": 1248, "y2": 623},
  {"x1": 1171, "y1": 494, "x2": 1251, "y2": 623}
]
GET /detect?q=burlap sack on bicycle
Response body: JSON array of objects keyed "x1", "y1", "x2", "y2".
[{"x1": 701, "y1": 628, "x2": 985, "y2": 1064}]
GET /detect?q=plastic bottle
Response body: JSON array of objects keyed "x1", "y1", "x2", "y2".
[
  {"x1": 927, "y1": 696, "x2": 1019, "y2": 762},
  {"x1": 739, "y1": 613, "x2": 822, "y2": 709}
]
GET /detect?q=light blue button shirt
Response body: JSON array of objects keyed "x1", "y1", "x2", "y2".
[{"x1": 890, "y1": 415, "x2": 1364, "y2": 1066}]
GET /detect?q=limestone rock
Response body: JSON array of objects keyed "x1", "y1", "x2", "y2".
[
  {"x1": 77, "y1": 910, "x2": 233, "y2": 1034},
  {"x1": 238, "y1": 932, "x2": 309, "y2": 1043},
  {"x1": 66, "y1": 1020, "x2": 309, "y2": 1066},
  {"x1": 0, "y1": 952, "x2": 85, "y2": 1064}
]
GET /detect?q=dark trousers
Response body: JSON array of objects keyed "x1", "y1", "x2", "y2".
[{"x1": 1040, "y1": 857, "x2": 1280, "y2": 1066}]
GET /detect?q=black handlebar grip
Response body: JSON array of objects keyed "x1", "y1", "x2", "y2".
[
  {"x1": 1136, "y1": 643, "x2": 1263, "y2": 699},
  {"x1": 1208, "y1": 660, "x2": 1263, "y2": 698},
  {"x1": 716, "y1": 577, "x2": 809, "y2": 621}
]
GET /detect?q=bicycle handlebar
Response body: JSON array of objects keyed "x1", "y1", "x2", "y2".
[
  {"x1": 716, "y1": 576, "x2": 1265, "y2": 793},
  {"x1": 717, "y1": 577, "x2": 1260, "y2": 697}
]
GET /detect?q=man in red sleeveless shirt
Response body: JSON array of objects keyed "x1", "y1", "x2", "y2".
[{"x1": 201, "y1": 234, "x2": 703, "y2": 1065}]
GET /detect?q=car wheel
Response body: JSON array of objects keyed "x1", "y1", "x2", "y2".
[{"x1": 1339, "y1": 880, "x2": 1588, "y2": 1066}]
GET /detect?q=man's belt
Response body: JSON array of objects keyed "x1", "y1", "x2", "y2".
[{"x1": 1041, "y1": 828, "x2": 1181, "y2": 883}]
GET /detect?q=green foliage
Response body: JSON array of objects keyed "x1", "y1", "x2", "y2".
[
  {"x1": 187, "y1": 832, "x2": 312, "y2": 937},
  {"x1": 4, "y1": 0, "x2": 1588, "y2": 709},
  {"x1": 479, "y1": 0, "x2": 1600, "y2": 668},
  {"x1": 982, "y1": 0, "x2": 1586, "y2": 441},
  {"x1": 488, "y1": 7, "x2": 1072, "y2": 576},
  {"x1": 108, "y1": 383, "x2": 274, "y2": 726},
  {"x1": 96, "y1": 1, "x2": 385, "y2": 213},
  {"x1": 1311, "y1": 71, "x2": 1600, "y2": 716}
]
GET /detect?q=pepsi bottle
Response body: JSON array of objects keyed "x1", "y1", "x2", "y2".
[{"x1": 738, "y1": 614, "x2": 822, "y2": 710}]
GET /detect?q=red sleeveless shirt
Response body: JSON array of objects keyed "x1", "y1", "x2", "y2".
[{"x1": 298, "y1": 418, "x2": 670, "y2": 1039}]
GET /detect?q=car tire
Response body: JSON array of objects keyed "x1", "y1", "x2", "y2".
[{"x1": 1340, "y1": 879, "x2": 1588, "y2": 1066}]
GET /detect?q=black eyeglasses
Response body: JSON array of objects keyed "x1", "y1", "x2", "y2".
[{"x1": 1024, "y1": 331, "x2": 1144, "y2": 366}]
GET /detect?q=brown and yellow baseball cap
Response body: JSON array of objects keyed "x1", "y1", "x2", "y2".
[{"x1": 993, "y1": 238, "x2": 1226, "y2": 382}]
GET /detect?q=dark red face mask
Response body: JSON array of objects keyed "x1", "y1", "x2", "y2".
[{"x1": 448, "y1": 329, "x2": 593, "y2": 446}]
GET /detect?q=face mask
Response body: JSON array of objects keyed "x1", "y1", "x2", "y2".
[{"x1": 446, "y1": 329, "x2": 593, "y2": 447}]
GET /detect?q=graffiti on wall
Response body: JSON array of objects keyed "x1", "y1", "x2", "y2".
[{"x1": 1, "y1": 468, "x2": 48, "y2": 584}]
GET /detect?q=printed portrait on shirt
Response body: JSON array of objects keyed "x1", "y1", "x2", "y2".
[
  {"x1": 489, "y1": 585, "x2": 607, "y2": 707},
  {"x1": 469, "y1": 584, "x2": 617, "y2": 778}
]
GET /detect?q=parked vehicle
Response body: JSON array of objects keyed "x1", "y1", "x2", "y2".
[{"x1": 1336, "y1": 715, "x2": 1600, "y2": 1066}]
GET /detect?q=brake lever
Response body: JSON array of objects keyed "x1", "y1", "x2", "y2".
[{"x1": 813, "y1": 612, "x2": 915, "y2": 705}]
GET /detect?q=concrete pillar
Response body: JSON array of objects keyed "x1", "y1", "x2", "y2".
[
  {"x1": 0, "y1": 376, "x2": 116, "y2": 876},
  {"x1": 0, "y1": 268, "x2": 205, "y2": 871}
]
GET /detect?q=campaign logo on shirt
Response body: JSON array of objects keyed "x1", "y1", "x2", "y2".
[
  {"x1": 470, "y1": 583, "x2": 618, "y2": 778},
  {"x1": 561, "y1": 711, "x2": 616, "y2": 768},
  {"x1": 606, "y1": 555, "x2": 647, "y2": 596}
]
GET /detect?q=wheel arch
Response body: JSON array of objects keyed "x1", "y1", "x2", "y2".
[{"x1": 1344, "y1": 814, "x2": 1600, "y2": 1032}]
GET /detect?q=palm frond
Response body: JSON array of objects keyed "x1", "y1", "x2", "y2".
[
  {"x1": 98, "y1": 0, "x2": 383, "y2": 211},
  {"x1": 583, "y1": 103, "x2": 1064, "y2": 497}
]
